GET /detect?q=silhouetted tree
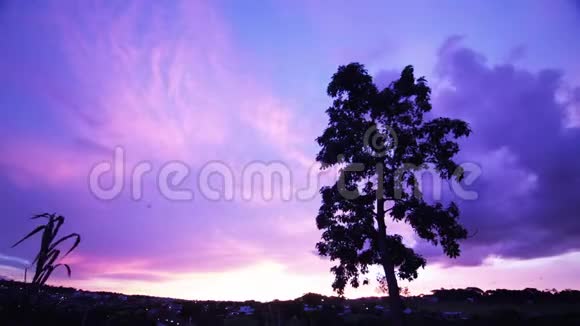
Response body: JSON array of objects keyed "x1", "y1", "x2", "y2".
[
  {"x1": 12, "y1": 213, "x2": 80, "y2": 286},
  {"x1": 300, "y1": 293, "x2": 326, "y2": 306},
  {"x1": 315, "y1": 63, "x2": 471, "y2": 325}
]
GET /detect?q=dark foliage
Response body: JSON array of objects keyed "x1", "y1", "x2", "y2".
[
  {"x1": 1, "y1": 281, "x2": 580, "y2": 326},
  {"x1": 315, "y1": 63, "x2": 471, "y2": 323},
  {"x1": 12, "y1": 213, "x2": 81, "y2": 286}
]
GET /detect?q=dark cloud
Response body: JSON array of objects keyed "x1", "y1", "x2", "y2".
[{"x1": 419, "y1": 37, "x2": 580, "y2": 266}]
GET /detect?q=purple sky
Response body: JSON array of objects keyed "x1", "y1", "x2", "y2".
[{"x1": 1, "y1": 0, "x2": 580, "y2": 301}]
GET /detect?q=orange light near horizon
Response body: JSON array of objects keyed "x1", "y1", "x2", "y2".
[{"x1": 23, "y1": 252, "x2": 580, "y2": 301}]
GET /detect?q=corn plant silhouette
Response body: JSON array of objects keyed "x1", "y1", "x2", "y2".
[{"x1": 12, "y1": 213, "x2": 80, "y2": 286}]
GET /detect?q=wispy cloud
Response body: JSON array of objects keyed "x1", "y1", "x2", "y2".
[{"x1": 0, "y1": 253, "x2": 29, "y2": 266}]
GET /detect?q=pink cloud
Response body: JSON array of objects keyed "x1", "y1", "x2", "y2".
[{"x1": 0, "y1": 138, "x2": 97, "y2": 188}]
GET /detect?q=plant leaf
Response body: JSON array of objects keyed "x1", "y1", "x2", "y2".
[
  {"x1": 31, "y1": 252, "x2": 41, "y2": 265},
  {"x1": 52, "y1": 215, "x2": 65, "y2": 238},
  {"x1": 54, "y1": 264, "x2": 72, "y2": 278},
  {"x1": 31, "y1": 213, "x2": 51, "y2": 219},
  {"x1": 45, "y1": 249, "x2": 61, "y2": 268},
  {"x1": 11, "y1": 225, "x2": 46, "y2": 248},
  {"x1": 38, "y1": 265, "x2": 55, "y2": 285},
  {"x1": 50, "y1": 233, "x2": 81, "y2": 257}
]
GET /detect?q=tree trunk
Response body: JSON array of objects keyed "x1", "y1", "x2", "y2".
[{"x1": 376, "y1": 198, "x2": 404, "y2": 326}]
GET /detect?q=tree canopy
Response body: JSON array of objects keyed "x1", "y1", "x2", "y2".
[{"x1": 315, "y1": 63, "x2": 471, "y2": 323}]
